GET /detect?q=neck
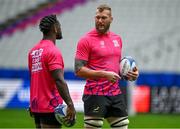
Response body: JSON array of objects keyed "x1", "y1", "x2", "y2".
[
  {"x1": 98, "y1": 31, "x2": 109, "y2": 36},
  {"x1": 96, "y1": 29, "x2": 109, "y2": 35},
  {"x1": 42, "y1": 35, "x2": 56, "y2": 44}
]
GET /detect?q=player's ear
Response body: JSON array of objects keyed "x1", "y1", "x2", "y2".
[
  {"x1": 110, "y1": 16, "x2": 113, "y2": 23},
  {"x1": 54, "y1": 24, "x2": 57, "y2": 33}
]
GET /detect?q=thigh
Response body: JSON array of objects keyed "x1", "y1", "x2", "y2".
[
  {"x1": 33, "y1": 112, "x2": 62, "y2": 128},
  {"x1": 33, "y1": 114, "x2": 41, "y2": 128},
  {"x1": 106, "y1": 94, "x2": 128, "y2": 118},
  {"x1": 83, "y1": 95, "x2": 110, "y2": 117}
]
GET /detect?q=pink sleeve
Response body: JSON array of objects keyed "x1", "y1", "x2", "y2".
[
  {"x1": 119, "y1": 36, "x2": 123, "y2": 60},
  {"x1": 28, "y1": 51, "x2": 32, "y2": 73},
  {"x1": 48, "y1": 48, "x2": 64, "y2": 71},
  {"x1": 119, "y1": 36, "x2": 123, "y2": 50},
  {"x1": 75, "y1": 38, "x2": 90, "y2": 61}
]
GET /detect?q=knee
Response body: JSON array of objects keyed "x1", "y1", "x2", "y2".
[
  {"x1": 84, "y1": 116, "x2": 104, "y2": 128},
  {"x1": 109, "y1": 117, "x2": 129, "y2": 128}
]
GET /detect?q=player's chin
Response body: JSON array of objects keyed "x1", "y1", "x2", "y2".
[{"x1": 97, "y1": 27, "x2": 106, "y2": 33}]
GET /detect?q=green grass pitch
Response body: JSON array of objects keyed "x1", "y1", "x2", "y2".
[{"x1": 0, "y1": 109, "x2": 180, "y2": 128}]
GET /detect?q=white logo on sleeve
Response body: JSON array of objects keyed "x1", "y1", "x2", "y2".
[{"x1": 113, "y1": 40, "x2": 119, "y2": 47}]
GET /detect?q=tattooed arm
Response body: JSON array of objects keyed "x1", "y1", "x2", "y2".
[{"x1": 74, "y1": 59, "x2": 120, "y2": 81}]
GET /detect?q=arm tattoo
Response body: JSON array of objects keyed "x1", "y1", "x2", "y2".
[{"x1": 74, "y1": 59, "x2": 87, "y2": 73}]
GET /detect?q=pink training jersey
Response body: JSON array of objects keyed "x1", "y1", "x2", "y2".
[
  {"x1": 28, "y1": 40, "x2": 64, "y2": 113},
  {"x1": 75, "y1": 29, "x2": 122, "y2": 96}
]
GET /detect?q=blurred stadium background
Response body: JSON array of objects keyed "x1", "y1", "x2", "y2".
[{"x1": 0, "y1": 0, "x2": 180, "y2": 128}]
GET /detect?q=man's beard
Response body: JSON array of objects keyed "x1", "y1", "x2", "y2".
[
  {"x1": 56, "y1": 32, "x2": 63, "y2": 39},
  {"x1": 96, "y1": 23, "x2": 110, "y2": 34}
]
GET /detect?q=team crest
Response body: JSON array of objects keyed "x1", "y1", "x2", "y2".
[
  {"x1": 100, "y1": 41, "x2": 105, "y2": 48},
  {"x1": 113, "y1": 40, "x2": 119, "y2": 47}
]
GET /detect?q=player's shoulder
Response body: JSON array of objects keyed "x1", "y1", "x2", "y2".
[
  {"x1": 87, "y1": 28, "x2": 101, "y2": 37},
  {"x1": 41, "y1": 41, "x2": 61, "y2": 57},
  {"x1": 48, "y1": 45, "x2": 61, "y2": 55},
  {"x1": 77, "y1": 34, "x2": 89, "y2": 45},
  {"x1": 109, "y1": 31, "x2": 121, "y2": 38},
  {"x1": 44, "y1": 47, "x2": 62, "y2": 61},
  {"x1": 42, "y1": 40, "x2": 58, "y2": 51},
  {"x1": 78, "y1": 29, "x2": 98, "y2": 43},
  {"x1": 28, "y1": 43, "x2": 39, "y2": 55},
  {"x1": 109, "y1": 31, "x2": 123, "y2": 43}
]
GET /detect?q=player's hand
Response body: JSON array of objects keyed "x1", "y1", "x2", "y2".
[
  {"x1": 126, "y1": 67, "x2": 139, "y2": 81},
  {"x1": 64, "y1": 103, "x2": 76, "y2": 125},
  {"x1": 104, "y1": 71, "x2": 121, "y2": 83}
]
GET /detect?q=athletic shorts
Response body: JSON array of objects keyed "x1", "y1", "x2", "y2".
[
  {"x1": 32, "y1": 112, "x2": 62, "y2": 126},
  {"x1": 83, "y1": 94, "x2": 128, "y2": 118}
]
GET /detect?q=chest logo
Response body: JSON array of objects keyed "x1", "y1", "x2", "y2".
[
  {"x1": 113, "y1": 40, "x2": 119, "y2": 47},
  {"x1": 100, "y1": 41, "x2": 105, "y2": 48}
]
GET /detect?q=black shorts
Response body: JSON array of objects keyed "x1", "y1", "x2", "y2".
[
  {"x1": 32, "y1": 112, "x2": 62, "y2": 126},
  {"x1": 83, "y1": 94, "x2": 128, "y2": 118}
]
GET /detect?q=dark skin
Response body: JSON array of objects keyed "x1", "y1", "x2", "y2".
[
  {"x1": 51, "y1": 69, "x2": 75, "y2": 122},
  {"x1": 38, "y1": 21, "x2": 76, "y2": 128}
]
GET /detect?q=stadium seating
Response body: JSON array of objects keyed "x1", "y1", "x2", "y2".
[
  {"x1": 0, "y1": 0, "x2": 180, "y2": 72},
  {"x1": 0, "y1": 0, "x2": 180, "y2": 115},
  {"x1": 0, "y1": 0, "x2": 47, "y2": 23}
]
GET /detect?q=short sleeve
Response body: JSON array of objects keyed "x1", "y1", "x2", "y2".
[
  {"x1": 47, "y1": 48, "x2": 64, "y2": 71},
  {"x1": 75, "y1": 38, "x2": 90, "y2": 61},
  {"x1": 118, "y1": 36, "x2": 123, "y2": 61},
  {"x1": 119, "y1": 36, "x2": 123, "y2": 49}
]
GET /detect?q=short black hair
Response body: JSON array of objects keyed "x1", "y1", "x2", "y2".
[{"x1": 39, "y1": 14, "x2": 58, "y2": 34}]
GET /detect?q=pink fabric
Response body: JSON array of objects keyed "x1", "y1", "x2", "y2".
[
  {"x1": 75, "y1": 29, "x2": 122, "y2": 96},
  {"x1": 28, "y1": 40, "x2": 63, "y2": 113}
]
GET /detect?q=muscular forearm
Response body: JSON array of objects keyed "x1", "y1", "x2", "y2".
[
  {"x1": 55, "y1": 79, "x2": 73, "y2": 106},
  {"x1": 76, "y1": 66, "x2": 107, "y2": 79},
  {"x1": 74, "y1": 59, "x2": 120, "y2": 81}
]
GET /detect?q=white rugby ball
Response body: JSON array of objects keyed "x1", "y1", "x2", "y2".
[
  {"x1": 54, "y1": 104, "x2": 75, "y2": 127},
  {"x1": 54, "y1": 104, "x2": 67, "y2": 124},
  {"x1": 120, "y1": 56, "x2": 136, "y2": 76}
]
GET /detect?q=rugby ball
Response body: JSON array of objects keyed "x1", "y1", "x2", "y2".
[
  {"x1": 120, "y1": 56, "x2": 136, "y2": 76},
  {"x1": 54, "y1": 104, "x2": 75, "y2": 127}
]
